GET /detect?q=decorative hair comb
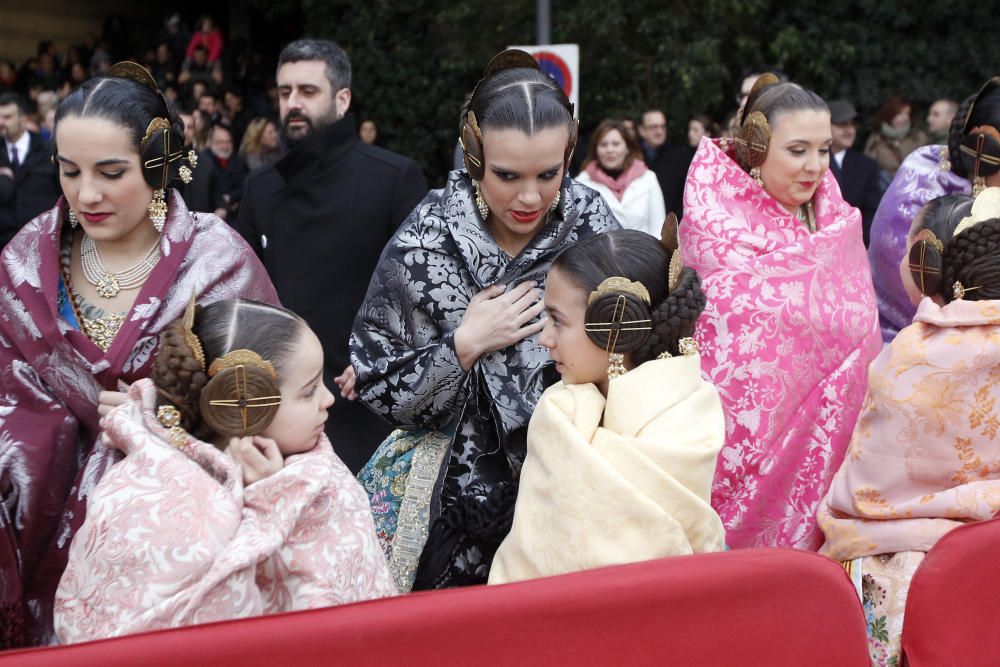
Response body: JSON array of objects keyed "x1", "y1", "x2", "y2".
[
  {"x1": 207, "y1": 349, "x2": 277, "y2": 379},
  {"x1": 182, "y1": 293, "x2": 206, "y2": 370},
  {"x1": 587, "y1": 277, "x2": 651, "y2": 306},
  {"x1": 106, "y1": 61, "x2": 159, "y2": 92}
]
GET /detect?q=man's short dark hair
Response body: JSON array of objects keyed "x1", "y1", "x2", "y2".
[
  {"x1": 277, "y1": 39, "x2": 352, "y2": 92},
  {"x1": 0, "y1": 92, "x2": 29, "y2": 115},
  {"x1": 640, "y1": 109, "x2": 666, "y2": 126}
]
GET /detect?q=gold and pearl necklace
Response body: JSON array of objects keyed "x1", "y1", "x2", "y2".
[{"x1": 80, "y1": 234, "x2": 162, "y2": 299}]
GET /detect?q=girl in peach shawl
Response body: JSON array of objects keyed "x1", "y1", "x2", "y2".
[
  {"x1": 54, "y1": 300, "x2": 395, "y2": 644},
  {"x1": 682, "y1": 76, "x2": 881, "y2": 550},
  {"x1": 818, "y1": 190, "x2": 1000, "y2": 667}
]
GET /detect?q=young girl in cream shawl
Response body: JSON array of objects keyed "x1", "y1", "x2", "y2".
[
  {"x1": 54, "y1": 299, "x2": 396, "y2": 644},
  {"x1": 817, "y1": 189, "x2": 1000, "y2": 666},
  {"x1": 489, "y1": 226, "x2": 726, "y2": 584}
]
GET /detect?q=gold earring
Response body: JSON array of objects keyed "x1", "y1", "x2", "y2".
[
  {"x1": 656, "y1": 349, "x2": 672, "y2": 360},
  {"x1": 149, "y1": 189, "x2": 167, "y2": 233},
  {"x1": 973, "y1": 175, "x2": 987, "y2": 197},
  {"x1": 474, "y1": 181, "x2": 489, "y2": 220},
  {"x1": 67, "y1": 209, "x2": 79, "y2": 229},
  {"x1": 678, "y1": 337, "x2": 699, "y2": 356},
  {"x1": 750, "y1": 166, "x2": 763, "y2": 187},
  {"x1": 179, "y1": 166, "x2": 193, "y2": 184},
  {"x1": 550, "y1": 190, "x2": 561, "y2": 214},
  {"x1": 607, "y1": 352, "x2": 626, "y2": 379}
]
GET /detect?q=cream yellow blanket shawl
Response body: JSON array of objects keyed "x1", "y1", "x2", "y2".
[{"x1": 489, "y1": 355, "x2": 726, "y2": 584}]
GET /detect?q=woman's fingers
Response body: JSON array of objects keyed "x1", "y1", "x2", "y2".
[
  {"x1": 514, "y1": 298, "x2": 546, "y2": 327},
  {"x1": 472, "y1": 283, "x2": 506, "y2": 304},
  {"x1": 517, "y1": 317, "x2": 547, "y2": 340},
  {"x1": 509, "y1": 286, "x2": 542, "y2": 313}
]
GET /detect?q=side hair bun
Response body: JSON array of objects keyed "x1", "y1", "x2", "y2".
[{"x1": 199, "y1": 350, "x2": 282, "y2": 438}]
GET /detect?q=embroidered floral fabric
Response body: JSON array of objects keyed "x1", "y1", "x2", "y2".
[
  {"x1": 351, "y1": 171, "x2": 618, "y2": 587},
  {"x1": 819, "y1": 298, "x2": 1000, "y2": 560},
  {"x1": 55, "y1": 380, "x2": 396, "y2": 643},
  {"x1": 682, "y1": 138, "x2": 881, "y2": 550},
  {"x1": 358, "y1": 428, "x2": 451, "y2": 592}
]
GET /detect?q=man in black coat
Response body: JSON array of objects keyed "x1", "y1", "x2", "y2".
[
  {"x1": 637, "y1": 108, "x2": 692, "y2": 218},
  {"x1": 235, "y1": 39, "x2": 427, "y2": 473},
  {"x1": 0, "y1": 93, "x2": 61, "y2": 250},
  {"x1": 828, "y1": 100, "x2": 883, "y2": 247},
  {"x1": 184, "y1": 120, "x2": 247, "y2": 222}
]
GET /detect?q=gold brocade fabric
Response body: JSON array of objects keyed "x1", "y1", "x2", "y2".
[{"x1": 81, "y1": 311, "x2": 125, "y2": 352}]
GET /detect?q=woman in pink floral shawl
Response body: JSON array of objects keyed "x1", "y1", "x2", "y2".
[
  {"x1": 818, "y1": 189, "x2": 1000, "y2": 666},
  {"x1": 681, "y1": 75, "x2": 881, "y2": 550},
  {"x1": 0, "y1": 66, "x2": 277, "y2": 646}
]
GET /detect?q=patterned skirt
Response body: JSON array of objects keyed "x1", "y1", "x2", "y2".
[
  {"x1": 845, "y1": 552, "x2": 925, "y2": 667},
  {"x1": 357, "y1": 429, "x2": 451, "y2": 593}
]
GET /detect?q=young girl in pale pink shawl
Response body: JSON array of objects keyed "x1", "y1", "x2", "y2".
[
  {"x1": 682, "y1": 75, "x2": 881, "y2": 550},
  {"x1": 54, "y1": 299, "x2": 396, "y2": 644},
  {"x1": 818, "y1": 189, "x2": 1000, "y2": 667}
]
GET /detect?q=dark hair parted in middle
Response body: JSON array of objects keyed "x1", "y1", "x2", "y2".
[
  {"x1": 54, "y1": 73, "x2": 186, "y2": 190},
  {"x1": 154, "y1": 299, "x2": 307, "y2": 444},
  {"x1": 463, "y1": 65, "x2": 573, "y2": 136},
  {"x1": 552, "y1": 229, "x2": 706, "y2": 361}
]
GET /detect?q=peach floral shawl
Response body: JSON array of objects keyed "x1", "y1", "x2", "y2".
[{"x1": 819, "y1": 298, "x2": 1000, "y2": 560}]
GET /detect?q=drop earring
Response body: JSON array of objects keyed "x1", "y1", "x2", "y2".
[
  {"x1": 607, "y1": 352, "x2": 626, "y2": 379},
  {"x1": 750, "y1": 166, "x2": 763, "y2": 187},
  {"x1": 549, "y1": 189, "x2": 561, "y2": 214},
  {"x1": 67, "y1": 209, "x2": 79, "y2": 229},
  {"x1": 149, "y1": 189, "x2": 167, "y2": 233},
  {"x1": 474, "y1": 181, "x2": 490, "y2": 220}
]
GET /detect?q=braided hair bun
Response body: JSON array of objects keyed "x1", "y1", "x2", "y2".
[
  {"x1": 553, "y1": 229, "x2": 707, "y2": 366},
  {"x1": 584, "y1": 282, "x2": 653, "y2": 353},
  {"x1": 151, "y1": 299, "x2": 307, "y2": 447},
  {"x1": 153, "y1": 320, "x2": 211, "y2": 438},
  {"x1": 942, "y1": 217, "x2": 1000, "y2": 302},
  {"x1": 199, "y1": 355, "x2": 282, "y2": 438},
  {"x1": 632, "y1": 266, "x2": 707, "y2": 363}
]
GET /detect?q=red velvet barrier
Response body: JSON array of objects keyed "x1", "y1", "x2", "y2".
[
  {"x1": 2, "y1": 548, "x2": 869, "y2": 666},
  {"x1": 901, "y1": 517, "x2": 1000, "y2": 667}
]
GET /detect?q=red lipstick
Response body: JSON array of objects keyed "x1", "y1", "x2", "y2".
[
  {"x1": 510, "y1": 209, "x2": 541, "y2": 224},
  {"x1": 82, "y1": 212, "x2": 112, "y2": 223}
]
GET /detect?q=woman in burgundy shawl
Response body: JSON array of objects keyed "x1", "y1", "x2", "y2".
[{"x1": 0, "y1": 64, "x2": 277, "y2": 646}]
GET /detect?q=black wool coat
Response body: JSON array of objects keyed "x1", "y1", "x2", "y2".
[
  {"x1": 831, "y1": 148, "x2": 883, "y2": 247},
  {"x1": 234, "y1": 115, "x2": 427, "y2": 473},
  {"x1": 0, "y1": 132, "x2": 61, "y2": 250}
]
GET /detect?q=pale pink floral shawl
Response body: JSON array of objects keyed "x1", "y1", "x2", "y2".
[
  {"x1": 681, "y1": 138, "x2": 881, "y2": 549},
  {"x1": 54, "y1": 380, "x2": 396, "y2": 644},
  {"x1": 818, "y1": 298, "x2": 1000, "y2": 561}
]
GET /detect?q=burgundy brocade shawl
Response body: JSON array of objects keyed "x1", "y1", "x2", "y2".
[{"x1": 0, "y1": 190, "x2": 278, "y2": 646}]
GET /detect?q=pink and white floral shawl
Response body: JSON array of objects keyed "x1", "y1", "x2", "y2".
[
  {"x1": 818, "y1": 298, "x2": 1000, "y2": 561},
  {"x1": 681, "y1": 138, "x2": 881, "y2": 549},
  {"x1": 54, "y1": 380, "x2": 396, "y2": 644}
]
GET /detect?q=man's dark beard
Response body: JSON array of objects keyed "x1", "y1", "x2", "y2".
[{"x1": 282, "y1": 111, "x2": 315, "y2": 145}]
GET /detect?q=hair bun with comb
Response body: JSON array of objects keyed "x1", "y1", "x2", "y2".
[
  {"x1": 584, "y1": 278, "x2": 653, "y2": 353},
  {"x1": 199, "y1": 352, "x2": 282, "y2": 438}
]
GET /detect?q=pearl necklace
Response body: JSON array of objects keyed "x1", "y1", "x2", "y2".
[{"x1": 80, "y1": 234, "x2": 162, "y2": 299}]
